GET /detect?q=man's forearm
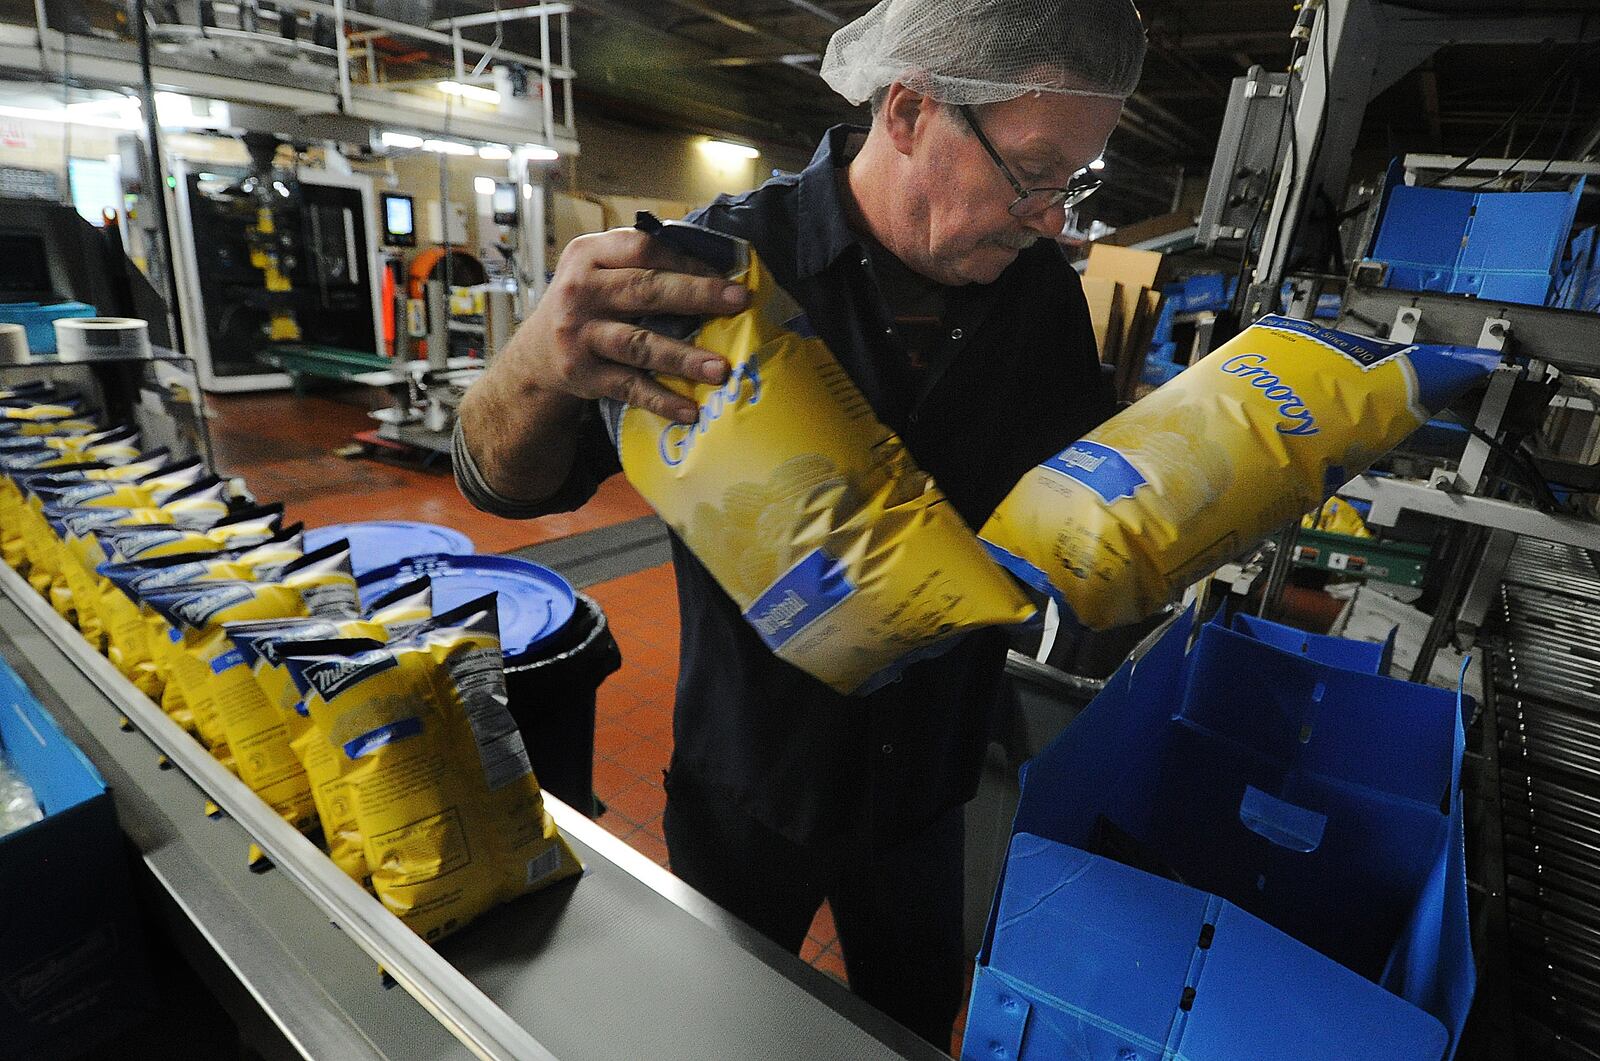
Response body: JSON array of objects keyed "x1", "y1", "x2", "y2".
[{"x1": 458, "y1": 367, "x2": 585, "y2": 505}]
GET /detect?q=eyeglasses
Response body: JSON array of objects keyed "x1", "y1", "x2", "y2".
[{"x1": 958, "y1": 104, "x2": 1102, "y2": 218}]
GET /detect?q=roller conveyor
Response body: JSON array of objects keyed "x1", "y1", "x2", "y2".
[
  {"x1": 1485, "y1": 542, "x2": 1600, "y2": 1058},
  {"x1": 0, "y1": 562, "x2": 946, "y2": 1061}
]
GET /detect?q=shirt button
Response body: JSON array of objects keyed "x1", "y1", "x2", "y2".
[
  {"x1": 949, "y1": 327, "x2": 964, "y2": 340},
  {"x1": 881, "y1": 743, "x2": 894, "y2": 756},
  {"x1": 859, "y1": 256, "x2": 870, "y2": 267},
  {"x1": 883, "y1": 326, "x2": 894, "y2": 336}
]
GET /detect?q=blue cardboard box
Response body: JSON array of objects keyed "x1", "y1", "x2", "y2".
[
  {"x1": 963, "y1": 610, "x2": 1474, "y2": 1061},
  {"x1": 0, "y1": 656, "x2": 152, "y2": 1059}
]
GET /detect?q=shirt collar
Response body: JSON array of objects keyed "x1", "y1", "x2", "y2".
[{"x1": 795, "y1": 124, "x2": 868, "y2": 279}]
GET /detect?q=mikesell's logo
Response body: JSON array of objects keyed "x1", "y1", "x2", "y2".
[{"x1": 303, "y1": 653, "x2": 397, "y2": 701}]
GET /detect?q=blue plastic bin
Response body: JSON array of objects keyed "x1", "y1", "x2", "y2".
[
  {"x1": 963, "y1": 609, "x2": 1474, "y2": 1060},
  {"x1": 1370, "y1": 166, "x2": 1583, "y2": 306},
  {"x1": 0, "y1": 656, "x2": 153, "y2": 1058},
  {"x1": 1230, "y1": 611, "x2": 1396, "y2": 675},
  {"x1": 0, "y1": 301, "x2": 97, "y2": 354},
  {"x1": 970, "y1": 835, "x2": 1449, "y2": 1061}
]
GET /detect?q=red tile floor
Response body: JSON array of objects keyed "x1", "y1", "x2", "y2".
[{"x1": 206, "y1": 388, "x2": 884, "y2": 1019}]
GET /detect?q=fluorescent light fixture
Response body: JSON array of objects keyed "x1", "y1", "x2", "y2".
[
  {"x1": 474, "y1": 175, "x2": 497, "y2": 196},
  {"x1": 437, "y1": 80, "x2": 501, "y2": 105},
  {"x1": 1088, "y1": 156, "x2": 1106, "y2": 171},
  {"x1": 381, "y1": 131, "x2": 424, "y2": 149},
  {"x1": 478, "y1": 143, "x2": 513, "y2": 160},
  {"x1": 522, "y1": 144, "x2": 559, "y2": 162},
  {"x1": 422, "y1": 138, "x2": 476, "y2": 156},
  {"x1": 0, "y1": 103, "x2": 139, "y2": 131},
  {"x1": 700, "y1": 139, "x2": 759, "y2": 161}
]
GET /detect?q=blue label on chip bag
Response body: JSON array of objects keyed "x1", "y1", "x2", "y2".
[
  {"x1": 343, "y1": 716, "x2": 423, "y2": 760},
  {"x1": 210, "y1": 647, "x2": 246, "y2": 674},
  {"x1": 1041, "y1": 441, "x2": 1148, "y2": 503},
  {"x1": 744, "y1": 548, "x2": 853, "y2": 651}
]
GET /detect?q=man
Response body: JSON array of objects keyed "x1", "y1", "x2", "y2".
[{"x1": 456, "y1": 0, "x2": 1146, "y2": 1046}]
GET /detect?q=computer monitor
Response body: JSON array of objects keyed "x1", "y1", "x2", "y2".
[
  {"x1": 380, "y1": 193, "x2": 416, "y2": 247},
  {"x1": 491, "y1": 182, "x2": 518, "y2": 227}
]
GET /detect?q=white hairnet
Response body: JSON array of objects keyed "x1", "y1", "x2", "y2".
[{"x1": 820, "y1": 0, "x2": 1147, "y2": 107}]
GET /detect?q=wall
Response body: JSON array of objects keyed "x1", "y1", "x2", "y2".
[{"x1": 541, "y1": 109, "x2": 812, "y2": 270}]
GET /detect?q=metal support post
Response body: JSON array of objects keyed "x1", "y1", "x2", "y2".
[
  {"x1": 1257, "y1": 520, "x2": 1301, "y2": 619},
  {"x1": 1455, "y1": 529, "x2": 1516, "y2": 642},
  {"x1": 1410, "y1": 523, "x2": 1489, "y2": 684},
  {"x1": 426, "y1": 280, "x2": 449, "y2": 373},
  {"x1": 332, "y1": 0, "x2": 351, "y2": 113},
  {"x1": 539, "y1": 11, "x2": 556, "y2": 147}
]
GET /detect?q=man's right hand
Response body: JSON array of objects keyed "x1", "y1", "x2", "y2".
[
  {"x1": 459, "y1": 226, "x2": 752, "y2": 504},
  {"x1": 518, "y1": 227, "x2": 749, "y2": 423}
]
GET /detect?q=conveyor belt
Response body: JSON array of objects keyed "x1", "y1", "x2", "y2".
[
  {"x1": 0, "y1": 562, "x2": 945, "y2": 1061},
  {"x1": 1485, "y1": 544, "x2": 1600, "y2": 1060}
]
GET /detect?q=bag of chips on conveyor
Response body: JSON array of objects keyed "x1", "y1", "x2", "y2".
[
  {"x1": 46, "y1": 478, "x2": 233, "y2": 645},
  {"x1": 227, "y1": 578, "x2": 434, "y2": 874},
  {"x1": 979, "y1": 315, "x2": 1501, "y2": 630},
  {"x1": 0, "y1": 450, "x2": 174, "y2": 571},
  {"x1": 96, "y1": 528, "x2": 306, "y2": 696},
  {"x1": 617, "y1": 216, "x2": 1035, "y2": 695},
  {"x1": 141, "y1": 540, "x2": 360, "y2": 764},
  {"x1": 28, "y1": 456, "x2": 207, "y2": 512},
  {"x1": 0, "y1": 414, "x2": 97, "y2": 438},
  {"x1": 0, "y1": 425, "x2": 139, "y2": 467},
  {"x1": 284, "y1": 594, "x2": 581, "y2": 941}
]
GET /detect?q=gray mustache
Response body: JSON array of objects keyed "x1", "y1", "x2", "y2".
[{"x1": 992, "y1": 231, "x2": 1041, "y2": 250}]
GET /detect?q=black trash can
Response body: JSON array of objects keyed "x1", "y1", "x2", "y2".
[{"x1": 504, "y1": 593, "x2": 622, "y2": 817}]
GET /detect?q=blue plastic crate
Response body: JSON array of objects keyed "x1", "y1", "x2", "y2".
[
  {"x1": 0, "y1": 301, "x2": 97, "y2": 354},
  {"x1": 1370, "y1": 167, "x2": 1583, "y2": 306},
  {"x1": 0, "y1": 656, "x2": 153, "y2": 1057},
  {"x1": 964, "y1": 609, "x2": 1474, "y2": 1060},
  {"x1": 969, "y1": 835, "x2": 1449, "y2": 1061},
  {"x1": 1230, "y1": 611, "x2": 1396, "y2": 675}
]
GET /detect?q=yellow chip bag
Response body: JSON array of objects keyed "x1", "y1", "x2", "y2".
[
  {"x1": 0, "y1": 417, "x2": 97, "y2": 438},
  {"x1": 142, "y1": 540, "x2": 360, "y2": 762},
  {"x1": 1301, "y1": 495, "x2": 1373, "y2": 538},
  {"x1": 980, "y1": 315, "x2": 1499, "y2": 629},
  {"x1": 227, "y1": 578, "x2": 434, "y2": 874},
  {"x1": 0, "y1": 402, "x2": 82, "y2": 423},
  {"x1": 618, "y1": 216, "x2": 1034, "y2": 694},
  {"x1": 96, "y1": 528, "x2": 305, "y2": 694},
  {"x1": 285, "y1": 594, "x2": 581, "y2": 941},
  {"x1": 49, "y1": 478, "x2": 232, "y2": 646},
  {"x1": 0, "y1": 425, "x2": 139, "y2": 465}
]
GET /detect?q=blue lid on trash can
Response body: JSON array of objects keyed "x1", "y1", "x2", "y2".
[
  {"x1": 306, "y1": 521, "x2": 474, "y2": 578},
  {"x1": 357, "y1": 552, "x2": 577, "y2": 662}
]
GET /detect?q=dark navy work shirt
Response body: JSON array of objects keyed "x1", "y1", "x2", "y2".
[{"x1": 478, "y1": 126, "x2": 1113, "y2": 850}]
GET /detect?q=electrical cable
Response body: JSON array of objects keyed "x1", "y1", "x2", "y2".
[
  {"x1": 1423, "y1": 45, "x2": 1590, "y2": 187},
  {"x1": 1521, "y1": 69, "x2": 1585, "y2": 191},
  {"x1": 1467, "y1": 63, "x2": 1572, "y2": 190},
  {"x1": 1466, "y1": 424, "x2": 1561, "y2": 512}
]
